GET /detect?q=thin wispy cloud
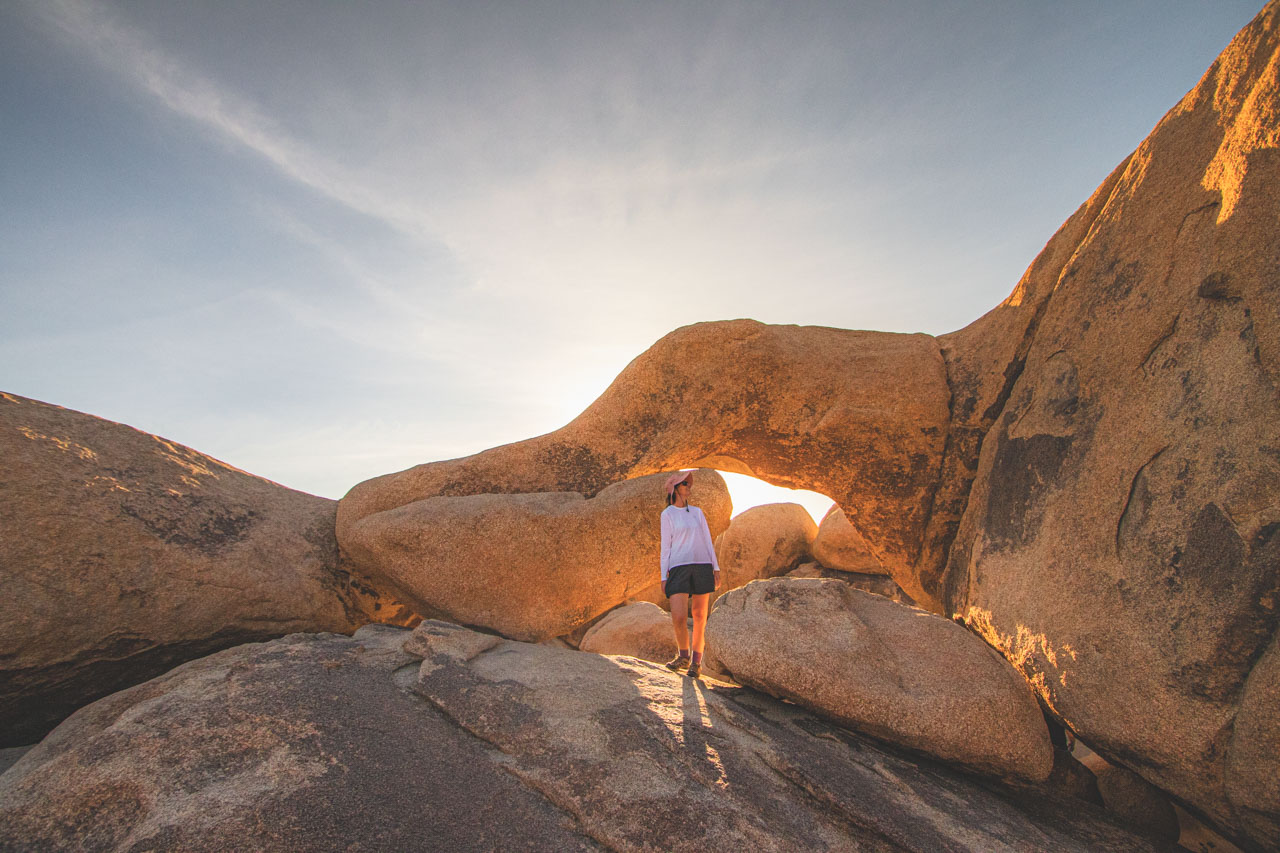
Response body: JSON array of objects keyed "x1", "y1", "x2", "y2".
[{"x1": 25, "y1": 0, "x2": 433, "y2": 245}]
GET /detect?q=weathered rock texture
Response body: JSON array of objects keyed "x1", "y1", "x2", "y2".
[
  {"x1": 0, "y1": 392, "x2": 410, "y2": 748},
  {"x1": 0, "y1": 623, "x2": 1162, "y2": 852},
  {"x1": 340, "y1": 470, "x2": 730, "y2": 642},
  {"x1": 706, "y1": 578, "x2": 1053, "y2": 784},
  {"x1": 787, "y1": 562, "x2": 915, "y2": 606},
  {"x1": 578, "y1": 601, "x2": 677, "y2": 663},
  {"x1": 938, "y1": 6, "x2": 1280, "y2": 846},
  {"x1": 338, "y1": 323, "x2": 951, "y2": 606},
  {"x1": 712, "y1": 502, "x2": 816, "y2": 602},
  {"x1": 811, "y1": 505, "x2": 886, "y2": 574},
  {"x1": 1079, "y1": 751, "x2": 1181, "y2": 847}
]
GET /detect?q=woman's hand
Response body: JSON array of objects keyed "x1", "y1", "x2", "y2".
[{"x1": 713, "y1": 569, "x2": 721, "y2": 591}]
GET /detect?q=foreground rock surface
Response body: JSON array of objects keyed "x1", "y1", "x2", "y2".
[
  {"x1": 707, "y1": 578, "x2": 1053, "y2": 783},
  {"x1": 0, "y1": 392, "x2": 408, "y2": 748},
  {"x1": 0, "y1": 625, "x2": 1160, "y2": 852},
  {"x1": 341, "y1": 469, "x2": 730, "y2": 642}
]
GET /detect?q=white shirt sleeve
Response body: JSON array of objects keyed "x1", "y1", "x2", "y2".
[
  {"x1": 698, "y1": 509, "x2": 720, "y2": 572},
  {"x1": 659, "y1": 508, "x2": 673, "y2": 581}
]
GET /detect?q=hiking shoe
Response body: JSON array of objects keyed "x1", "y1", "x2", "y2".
[
  {"x1": 687, "y1": 662, "x2": 702, "y2": 679},
  {"x1": 664, "y1": 655, "x2": 691, "y2": 673}
]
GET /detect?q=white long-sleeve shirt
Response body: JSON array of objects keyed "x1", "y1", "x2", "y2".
[{"x1": 659, "y1": 504, "x2": 720, "y2": 581}]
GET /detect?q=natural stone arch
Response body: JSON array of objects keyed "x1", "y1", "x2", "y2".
[{"x1": 337, "y1": 320, "x2": 953, "y2": 608}]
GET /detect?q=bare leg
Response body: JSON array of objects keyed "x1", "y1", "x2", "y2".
[
  {"x1": 669, "y1": 594, "x2": 690, "y2": 651},
  {"x1": 690, "y1": 593, "x2": 711, "y2": 655}
]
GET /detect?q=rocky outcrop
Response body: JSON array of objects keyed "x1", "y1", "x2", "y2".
[
  {"x1": 939, "y1": 5, "x2": 1280, "y2": 845},
  {"x1": 340, "y1": 470, "x2": 730, "y2": 642},
  {"x1": 338, "y1": 323, "x2": 951, "y2": 607},
  {"x1": 810, "y1": 505, "x2": 885, "y2": 574},
  {"x1": 706, "y1": 578, "x2": 1053, "y2": 783},
  {"x1": 0, "y1": 623, "x2": 1163, "y2": 852},
  {"x1": 0, "y1": 392, "x2": 410, "y2": 748},
  {"x1": 578, "y1": 601, "x2": 676, "y2": 663},
  {"x1": 712, "y1": 503, "x2": 815, "y2": 602}
]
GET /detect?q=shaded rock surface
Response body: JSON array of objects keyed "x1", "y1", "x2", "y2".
[
  {"x1": 939, "y1": 6, "x2": 1280, "y2": 845},
  {"x1": 811, "y1": 505, "x2": 886, "y2": 574},
  {"x1": 1079, "y1": 751, "x2": 1180, "y2": 848},
  {"x1": 0, "y1": 624, "x2": 1162, "y2": 852},
  {"x1": 578, "y1": 601, "x2": 676, "y2": 664},
  {"x1": 787, "y1": 561, "x2": 915, "y2": 605},
  {"x1": 340, "y1": 470, "x2": 730, "y2": 642},
  {"x1": 338, "y1": 323, "x2": 952, "y2": 607},
  {"x1": 711, "y1": 502, "x2": 816, "y2": 603},
  {"x1": 0, "y1": 392, "x2": 411, "y2": 748},
  {"x1": 707, "y1": 578, "x2": 1053, "y2": 783}
]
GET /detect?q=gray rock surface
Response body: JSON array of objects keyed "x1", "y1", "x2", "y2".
[{"x1": 0, "y1": 623, "x2": 1161, "y2": 852}]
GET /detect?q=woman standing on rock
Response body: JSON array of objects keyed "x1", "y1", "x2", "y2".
[{"x1": 660, "y1": 470, "x2": 721, "y2": 679}]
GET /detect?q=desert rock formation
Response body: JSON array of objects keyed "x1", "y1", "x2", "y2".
[
  {"x1": 340, "y1": 469, "x2": 730, "y2": 642},
  {"x1": 338, "y1": 324, "x2": 951, "y2": 606},
  {"x1": 331, "y1": 5, "x2": 1280, "y2": 845},
  {"x1": 707, "y1": 578, "x2": 1053, "y2": 783},
  {"x1": 578, "y1": 601, "x2": 678, "y2": 663},
  {"x1": 711, "y1": 502, "x2": 815, "y2": 602},
  {"x1": 0, "y1": 392, "x2": 410, "y2": 748},
  {"x1": 0, "y1": 623, "x2": 1163, "y2": 852},
  {"x1": 811, "y1": 505, "x2": 885, "y2": 574},
  {"x1": 940, "y1": 5, "x2": 1280, "y2": 843}
]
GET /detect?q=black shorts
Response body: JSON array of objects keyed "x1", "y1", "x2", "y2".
[{"x1": 664, "y1": 563, "x2": 716, "y2": 597}]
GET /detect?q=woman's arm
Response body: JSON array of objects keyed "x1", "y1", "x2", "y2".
[
  {"x1": 659, "y1": 509, "x2": 673, "y2": 581},
  {"x1": 697, "y1": 510, "x2": 721, "y2": 573}
]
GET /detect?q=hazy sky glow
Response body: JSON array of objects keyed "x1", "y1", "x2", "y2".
[{"x1": 0, "y1": 1, "x2": 1263, "y2": 516}]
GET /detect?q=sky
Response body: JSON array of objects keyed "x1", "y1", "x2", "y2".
[{"x1": 0, "y1": 1, "x2": 1265, "y2": 520}]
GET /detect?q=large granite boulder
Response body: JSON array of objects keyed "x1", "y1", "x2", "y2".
[
  {"x1": 706, "y1": 578, "x2": 1053, "y2": 783},
  {"x1": 340, "y1": 470, "x2": 730, "y2": 642},
  {"x1": 338, "y1": 322, "x2": 952, "y2": 607},
  {"x1": 712, "y1": 502, "x2": 816, "y2": 602},
  {"x1": 0, "y1": 622, "x2": 1162, "y2": 852},
  {"x1": 810, "y1": 505, "x2": 885, "y2": 574},
  {"x1": 937, "y1": 5, "x2": 1280, "y2": 845},
  {"x1": 578, "y1": 601, "x2": 676, "y2": 663},
  {"x1": 0, "y1": 392, "x2": 410, "y2": 748}
]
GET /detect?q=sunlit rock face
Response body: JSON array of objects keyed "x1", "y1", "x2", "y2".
[
  {"x1": 337, "y1": 321, "x2": 952, "y2": 606},
  {"x1": 711, "y1": 502, "x2": 816, "y2": 603},
  {"x1": 811, "y1": 505, "x2": 886, "y2": 574},
  {"x1": 578, "y1": 601, "x2": 676, "y2": 663},
  {"x1": 340, "y1": 469, "x2": 730, "y2": 642},
  {"x1": 707, "y1": 578, "x2": 1054, "y2": 784},
  {"x1": 941, "y1": 4, "x2": 1280, "y2": 846},
  {"x1": 0, "y1": 392, "x2": 412, "y2": 748},
  {"x1": 0, "y1": 622, "x2": 1164, "y2": 852}
]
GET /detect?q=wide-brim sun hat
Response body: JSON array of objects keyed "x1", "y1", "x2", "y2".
[{"x1": 664, "y1": 470, "x2": 694, "y2": 497}]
